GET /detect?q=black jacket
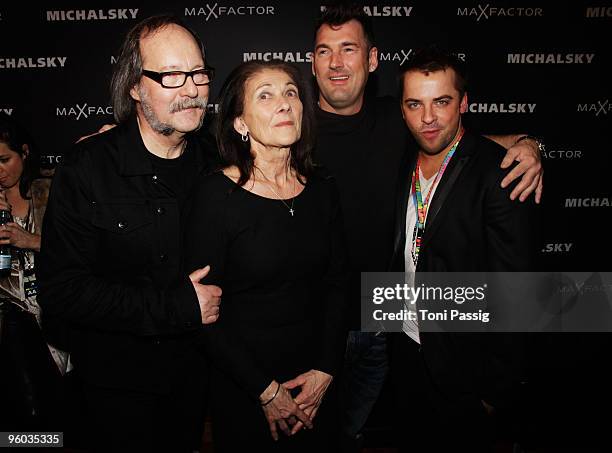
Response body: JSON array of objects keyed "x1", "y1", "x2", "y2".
[
  {"x1": 38, "y1": 117, "x2": 214, "y2": 393},
  {"x1": 391, "y1": 130, "x2": 537, "y2": 273},
  {"x1": 390, "y1": 130, "x2": 538, "y2": 410}
]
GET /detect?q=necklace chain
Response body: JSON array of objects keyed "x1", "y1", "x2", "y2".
[{"x1": 255, "y1": 166, "x2": 296, "y2": 216}]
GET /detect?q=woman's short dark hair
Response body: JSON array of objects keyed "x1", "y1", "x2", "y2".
[
  {"x1": 215, "y1": 60, "x2": 316, "y2": 187},
  {"x1": 111, "y1": 14, "x2": 206, "y2": 124},
  {"x1": 0, "y1": 113, "x2": 41, "y2": 199}
]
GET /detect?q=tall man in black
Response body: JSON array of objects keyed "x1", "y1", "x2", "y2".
[
  {"x1": 389, "y1": 48, "x2": 537, "y2": 452},
  {"x1": 37, "y1": 16, "x2": 221, "y2": 452},
  {"x1": 310, "y1": 5, "x2": 543, "y2": 451}
]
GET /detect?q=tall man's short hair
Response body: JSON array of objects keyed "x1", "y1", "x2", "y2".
[{"x1": 315, "y1": 3, "x2": 375, "y2": 49}]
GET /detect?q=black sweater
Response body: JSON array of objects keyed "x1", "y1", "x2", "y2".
[{"x1": 314, "y1": 96, "x2": 412, "y2": 328}]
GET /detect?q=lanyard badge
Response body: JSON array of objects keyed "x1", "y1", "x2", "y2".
[{"x1": 410, "y1": 128, "x2": 465, "y2": 266}]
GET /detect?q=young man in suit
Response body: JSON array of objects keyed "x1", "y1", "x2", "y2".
[{"x1": 388, "y1": 48, "x2": 538, "y2": 452}]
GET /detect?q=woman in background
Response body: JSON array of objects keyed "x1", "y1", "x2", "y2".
[{"x1": 0, "y1": 112, "x2": 69, "y2": 430}]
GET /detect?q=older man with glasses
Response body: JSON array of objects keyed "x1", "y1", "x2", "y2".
[{"x1": 38, "y1": 15, "x2": 220, "y2": 452}]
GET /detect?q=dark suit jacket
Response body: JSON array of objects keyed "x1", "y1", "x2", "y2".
[{"x1": 390, "y1": 130, "x2": 538, "y2": 411}]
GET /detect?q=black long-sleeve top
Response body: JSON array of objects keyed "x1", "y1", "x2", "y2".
[
  {"x1": 314, "y1": 96, "x2": 412, "y2": 329},
  {"x1": 184, "y1": 171, "x2": 349, "y2": 399}
]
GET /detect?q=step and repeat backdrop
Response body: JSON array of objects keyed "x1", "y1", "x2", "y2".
[{"x1": 0, "y1": 1, "x2": 609, "y2": 269}]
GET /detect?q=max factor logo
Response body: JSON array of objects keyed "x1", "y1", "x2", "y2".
[
  {"x1": 542, "y1": 243, "x2": 573, "y2": 253},
  {"x1": 586, "y1": 7, "x2": 612, "y2": 17},
  {"x1": 243, "y1": 52, "x2": 313, "y2": 63},
  {"x1": 577, "y1": 100, "x2": 611, "y2": 117},
  {"x1": 1, "y1": 108, "x2": 12, "y2": 115},
  {"x1": 380, "y1": 49, "x2": 413, "y2": 65},
  {"x1": 185, "y1": 5, "x2": 275, "y2": 22},
  {"x1": 56, "y1": 104, "x2": 113, "y2": 120},
  {"x1": 379, "y1": 50, "x2": 466, "y2": 65},
  {"x1": 565, "y1": 198, "x2": 611, "y2": 208},
  {"x1": 468, "y1": 103, "x2": 536, "y2": 113},
  {"x1": 0, "y1": 57, "x2": 67, "y2": 69},
  {"x1": 508, "y1": 53, "x2": 595, "y2": 64},
  {"x1": 457, "y1": 5, "x2": 542, "y2": 21},
  {"x1": 543, "y1": 150, "x2": 582, "y2": 159},
  {"x1": 378, "y1": 49, "x2": 413, "y2": 65},
  {"x1": 46, "y1": 9, "x2": 139, "y2": 21},
  {"x1": 321, "y1": 5, "x2": 413, "y2": 17}
]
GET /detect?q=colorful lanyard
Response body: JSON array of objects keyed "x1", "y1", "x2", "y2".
[{"x1": 410, "y1": 128, "x2": 465, "y2": 266}]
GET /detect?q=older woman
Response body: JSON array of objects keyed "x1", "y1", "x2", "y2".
[{"x1": 184, "y1": 60, "x2": 348, "y2": 451}]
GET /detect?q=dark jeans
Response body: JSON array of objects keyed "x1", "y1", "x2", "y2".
[{"x1": 340, "y1": 330, "x2": 389, "y2": 440}]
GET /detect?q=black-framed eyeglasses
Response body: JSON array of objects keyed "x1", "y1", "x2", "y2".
[{"x1": 142, "y1": 68, "x2": 214, "y2": 88}]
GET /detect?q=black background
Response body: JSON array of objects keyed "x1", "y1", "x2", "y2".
[
  {"x1": 1, "y1": 1, "x2": 609, "y2": 270},
  {"x1": 1, "y1": 2, "x2": 610, "y2": 448}
]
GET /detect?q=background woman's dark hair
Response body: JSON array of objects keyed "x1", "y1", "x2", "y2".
[
  {"x1": 215, "y1": 60, "x2": 317, "y2": 187},
  {"x1": 110, "y1": 14, "x2": 207, "y2": 124},
  {"x1": 0, "y1": 113, "x2": 41, "y2": 199}
]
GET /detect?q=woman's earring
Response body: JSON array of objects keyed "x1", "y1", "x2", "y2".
[{"x1": 241, "y1": 132, "x2": 249, "y2": 142}]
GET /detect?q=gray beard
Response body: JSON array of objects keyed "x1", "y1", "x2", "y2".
[
  {"x1": 141, "y1": 100, "x2": 174, "y2": 136},
  {"x1": 138, "y1": 87, "x2": 207, "y2": 136}
]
